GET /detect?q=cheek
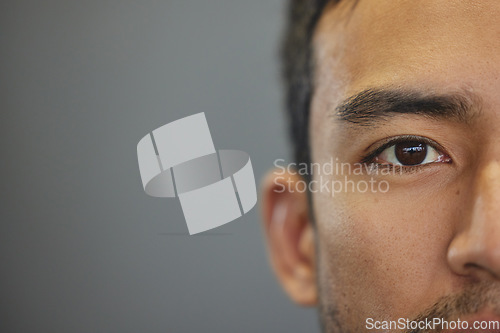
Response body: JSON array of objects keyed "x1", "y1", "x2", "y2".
[{"x1": 314, "y1": 183, "x2": 459, "y2": 323}]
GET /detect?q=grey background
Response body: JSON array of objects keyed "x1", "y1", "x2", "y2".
[{"x1": 1, "y1": 1, "x2": 319, "y2": 332}]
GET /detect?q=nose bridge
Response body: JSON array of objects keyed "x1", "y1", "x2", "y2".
[{"x1": 473, "y1": 161, "x2": 500, "y2": 226}]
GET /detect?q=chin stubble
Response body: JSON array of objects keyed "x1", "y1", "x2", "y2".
[
  {"x1": 318, "y1": 281, "x2": 500, "y2": 333},
  {"x1": 408, "y1": 281, "x2": 500, "y2": 333}
]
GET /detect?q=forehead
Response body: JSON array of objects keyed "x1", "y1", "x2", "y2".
[{"x1": 314, "y1": 0, "x2": 500, "y2": 93}]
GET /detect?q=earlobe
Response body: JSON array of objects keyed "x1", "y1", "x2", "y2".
[{"x1": 261, "y1": 170, "x2": 317, "y2": 306}]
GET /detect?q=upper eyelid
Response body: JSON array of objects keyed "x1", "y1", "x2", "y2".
[{"x1": 364, "y1": 135, "x2": 443, "y2": 153}]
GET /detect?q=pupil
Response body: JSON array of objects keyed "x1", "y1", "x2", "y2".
[{"x1": 395, "y1": 141, "x2": 427, "y2": 165}]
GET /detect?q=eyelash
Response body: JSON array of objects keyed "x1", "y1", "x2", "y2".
[{"x1": 360, "y1": 135, "x2": 451, "y2": 172}]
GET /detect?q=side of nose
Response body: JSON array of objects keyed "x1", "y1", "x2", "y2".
[{"x1": 448, "y1": 162, "x2": 500, "y2": 280}]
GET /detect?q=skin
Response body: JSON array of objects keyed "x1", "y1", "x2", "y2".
[{"x1": 262, "y1": 0, "x2": 500, "y2": 332}]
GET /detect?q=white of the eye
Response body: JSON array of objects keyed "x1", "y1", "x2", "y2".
[{"x1": 379, "y1": 144, "x2": 441, "y2": 165}]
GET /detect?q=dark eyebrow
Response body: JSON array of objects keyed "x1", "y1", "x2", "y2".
[{"x1": 335, "y1": 88, "x2": 479, "y2": 126}]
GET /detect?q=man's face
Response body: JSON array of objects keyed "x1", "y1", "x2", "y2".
[
  {"x1": 311, "y1": 0, "x2": 500, "y2": 331},
  {"x1": 263, "y1": 0, "x2": 500, "y2": 332}
]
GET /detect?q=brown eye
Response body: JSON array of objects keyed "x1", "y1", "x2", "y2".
[
  {"x1": 375, "y1": 138, "x2": 450, "y2": 167},
  {"x1": 394, "y1": 141, "x2": 427, "y2": 165}
]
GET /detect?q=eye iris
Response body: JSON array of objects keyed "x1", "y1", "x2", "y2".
[{"x1": 394, "y1": 141, "x2": 427, "y2": 165}]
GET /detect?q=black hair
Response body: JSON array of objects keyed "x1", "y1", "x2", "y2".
[{"x1": 281, "y1": 0, "x2": 333, "y2": 181}]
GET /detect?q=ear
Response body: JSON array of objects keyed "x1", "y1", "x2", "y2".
[{"x1": 260, "y1": 169, "x2": 317, "y2": 306}]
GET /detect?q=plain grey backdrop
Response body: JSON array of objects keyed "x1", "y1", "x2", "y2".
[{"x1": 1, "y1": 1, "x2": 319, "y2": 332}]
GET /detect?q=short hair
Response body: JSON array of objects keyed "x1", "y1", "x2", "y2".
[{"x1": 281, "y1": 0, "x2": 333, "y2": 179}]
